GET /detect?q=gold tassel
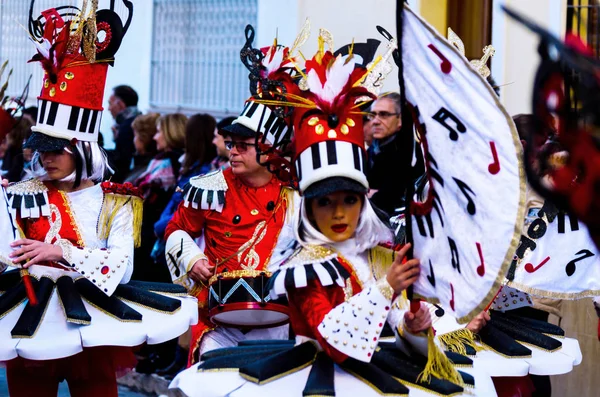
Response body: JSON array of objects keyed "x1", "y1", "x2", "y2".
[
  {"x1": 367, "y1": 245, "x2": 396, "y2": 281},
  {"x1": 417, "y1": 328, "x2": 464, "y2": 386},
  {"x1": 131, "y1": 196, "x2": 143, "y2": 248},
  {"x1": 98, "y1": 194, "x2": 143, "y2": 248},
  {"x1": 438, "y1": 328, "x2": 484, "y2": 356}
]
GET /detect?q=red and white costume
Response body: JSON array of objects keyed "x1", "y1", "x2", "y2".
[
  {"x1": 165, "y1": 167, "x2": 297, "y2": 361},
  {"x1": 0, "y1": 179, "x2": 197, "y2": 363}
]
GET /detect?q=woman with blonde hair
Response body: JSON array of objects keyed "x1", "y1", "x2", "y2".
[
  {"x1": 124, "y1": 112, "x2": 159, "y2": 183},
  {"x1": 133, "y1": 113, "x2": 187, "y2": 282}
]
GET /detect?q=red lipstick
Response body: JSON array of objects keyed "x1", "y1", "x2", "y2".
[{"x1": 331, "y1": 224, "x2": 348, "y2": 233}]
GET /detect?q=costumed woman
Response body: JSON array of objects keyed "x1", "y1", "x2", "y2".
[
  {"x1": 0, "y1": 2, "x2": 196, "y2": 396},
  {"x1": 170, "y1": 26, "x2": 496, "y2": 397}
]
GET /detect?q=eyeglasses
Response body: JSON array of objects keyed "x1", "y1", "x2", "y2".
[
  {"x1": 365, "y1": 111, "x2": 400, "y2": 121},
  {"x1": 224, "y1": 140, "x2": 258, "y2": 153}
]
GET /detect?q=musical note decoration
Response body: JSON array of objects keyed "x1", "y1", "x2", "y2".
[{"x1": 402, "y1": 5, "x2": 524, "y2": 323}]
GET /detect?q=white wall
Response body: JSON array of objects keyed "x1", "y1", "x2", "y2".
[
  {"x1": 257, "y1": 0, "x2": 299, "y2": 50},
  {"x1": 258, "y1": 0, "x2": 404, "y2": 96},
  {"x1": 295, "y1": 0, "x2": 400, "y2": 93},
  {"x1": 491, "y1": 0, "x2": 566, "y2": 117},
  {"x1": 100, "y1": 0, "x2": 154, "y2": 149}
]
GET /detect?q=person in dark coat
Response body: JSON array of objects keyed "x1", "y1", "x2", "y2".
[
  {"x1": 107, "y1": 85, "x2": 141, "y2": 182},
  {"x1": 366, "y1": 92, "x2": 423, "y2": 216}
]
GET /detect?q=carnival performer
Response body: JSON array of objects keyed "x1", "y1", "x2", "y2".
[
  {"x1": 164, "y1": 102, "x2": 298, "y2": 363},
  {"x1": 0, "y1": 3, "x2": 197, "y2": 396},
  {"x1": 170, "y1": 25, "x2": 499, "y2": 397}
]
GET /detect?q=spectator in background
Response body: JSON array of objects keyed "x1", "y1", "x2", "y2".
[
  {"x1": 125, "y1": 113, "x2": 159, "y2": 183},
  {"x1": 211, "y1": 116, "x2": 235, "y2": 170},
  {"x1": 366, "y1": 92, "x2": 423, "y2": 216},
  {"x1": 107, "y1": 85, "x2": 141, "y2": 182},
  {"x1": 153, "y1": 113, "x2": 217, "y2": 247},
  {"x1": 21, "y1": 108, "x2": 38, "y2": 168},
  {"x1": 132, "y1": 113, "x2": 187, "y2": 283},
  {"x1": 22, "y1": 106, "x2": 38, "y2": 126},
  {"x1": 2, "y1": 117, "x2": 32, "y2": 182}
]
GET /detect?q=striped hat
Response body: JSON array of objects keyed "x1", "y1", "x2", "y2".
[
  {"x1": 222, "y1": 101, "x2": 290, "y2": 147},
  {"x1": 26, "y1": 2, "x2": 130, "y2": 149},
  {"x1": 290, "y1": 34, "x2": 375, "y2": 196}
]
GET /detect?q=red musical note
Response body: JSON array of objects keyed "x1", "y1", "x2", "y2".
[
  {"x1": 476, "y1": 242, "x2": 485, "y2": 277},
  {"x1": 488, "y1": 141, "x2": 500, "y2": 175},
  {"x1": 524, "y1": 256, "x2": 550, "y2": 273},
  {"x1": 449, "y1": 283, "x2": 455, "y2": 311},
  {"x1": 428, "y1": 44, "x2": 452, "y2": 74}
]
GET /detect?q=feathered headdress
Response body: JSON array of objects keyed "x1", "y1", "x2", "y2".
[
  {"x1": 26, "y1": 0, "x2": 132, "y2": 144},
  {"x1": 246, "y1": 26, "x2": 397, "y2": 194}
]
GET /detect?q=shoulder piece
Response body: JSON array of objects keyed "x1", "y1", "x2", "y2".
[
  {"x1": 269, "y1": 245, "x2": 349, "y2": 297},
  {"x1": 98, "y1": 182, "x2": 143, "y2": 248},
  {"x1": 182, "y1": 169, "x2": 228, "y2": 213},
  {"x1": 5, "y1": 179, "x2": 49, "y2": 219},
  {"x1": 100, "y1": 181, "x2": 143, "y2": 199}
]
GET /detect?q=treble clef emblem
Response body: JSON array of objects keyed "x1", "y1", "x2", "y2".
[{"x1": 44, "y1": 204, "x2": 63, "y2": 244}]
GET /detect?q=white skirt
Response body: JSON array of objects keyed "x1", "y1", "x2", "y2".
[
  {"x1": 0, "y1": 271, "x2": 198, "y2": 361},
  {"x1": 169, "y1": 351, "x2": 497, "y2": 397}
]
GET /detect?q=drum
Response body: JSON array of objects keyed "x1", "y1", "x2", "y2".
[{"x1": 208, "y1": 272, "x2": 289, "y2": 328}]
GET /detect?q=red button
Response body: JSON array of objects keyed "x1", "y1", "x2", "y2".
[{"x1": 101, "y1": 266, "x2": 109, "y2": 275}]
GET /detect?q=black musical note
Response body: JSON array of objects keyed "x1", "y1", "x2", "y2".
[
  {"x1": 565, "y1": 249, "x2": 595, "y2": 277},
  {"x1": 453, "y1": 177, "x2": 476, "y2": 215},
  {"x1": 448, "y1": 237, "x2": 460, "y2": 273},
  {"x1": 334, "y1": 38, "x2": 381, "y2": 68},
  {"x1": 433, "y1": 304, "x2": 445, "y2": 317},
  {"x1": 427, "y1": 260, "x2": 436, "y2": 287},
  {"x1": 415, "y1": 212, "x2": 435, "y2": 238},
  {"x1": 414, "y1": 191, "x2": 445, "y2": 239},
  {"x1": 426, "y1": 152, "x2": 445, "y2": 187},
  {"x1": 432, "y1": 107, "x2": 466, "y2": 141}
]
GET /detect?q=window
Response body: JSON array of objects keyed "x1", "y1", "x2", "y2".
[
  {"x1": 150, "y1": 0, "x2": 258, "y2": 116},
  {"x1": 0, "y1": 1, "x2": 56, "y2": 101}
]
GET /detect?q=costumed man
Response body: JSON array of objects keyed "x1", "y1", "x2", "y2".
[
  {"x1": 164, "y1": 102, "x2": 297, "y2": 364},
  {"x1": 0, "y1": 3, "x2": 197, "y2": 396},
  {"x1": 164, "y1": 23, "x2": 312, "y2": 364}
]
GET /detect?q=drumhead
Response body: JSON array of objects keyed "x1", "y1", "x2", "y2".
[{"x1": 211, "y1": 309, "x2": 289, "y2": 328}]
